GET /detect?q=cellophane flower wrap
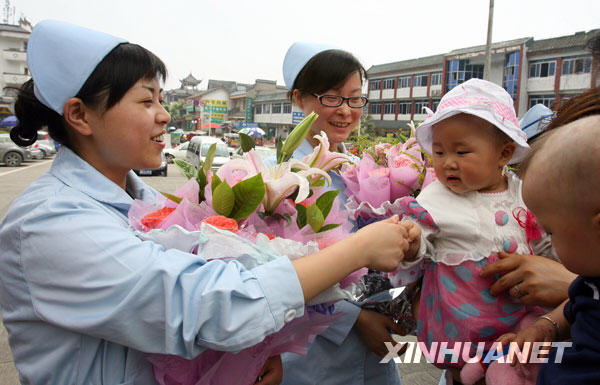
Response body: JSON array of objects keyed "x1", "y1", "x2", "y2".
[
  {"x1": 341, "y1": 123, "x2": 437, "y2": 288},
  {"x1": 128, "y1": 112, "x2": 360, "y2": 385}
]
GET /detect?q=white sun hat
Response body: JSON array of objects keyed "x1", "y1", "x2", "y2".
[
  {"x1": 416, "y1": 78, "x2": 529, "y2": 164},
  {"x1": 27, "y1": 20, "x2": 127, "y2": 115},
  {"x1": 282, "y1": 42, "x2": 338, "y2": 90}
]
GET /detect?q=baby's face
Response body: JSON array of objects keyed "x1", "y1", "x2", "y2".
[
  {"x1": 523, "y1": 165, "x2": 600, "y2": 277},
  {"x1": 431, "y1": 114, "x2": 511, "y2": 194}
]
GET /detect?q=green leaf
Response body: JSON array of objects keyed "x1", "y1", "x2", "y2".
[
  {"x1": 276, "y1": 136, "x2": 284, "y2": 163},
  {"x1": 281, "y1": 112, "x2": 318, "y2": 161},
  {"x1": 311, "y1": 178, "x2": 326, "y2": 187},
  {"x1": 212, "y1": 180, "x2": 235, "y2": 217},
  {"x1": 315, "y1": 189, "x2": 339, "y2": 220},
  {"x1": 174, "y1": 159, "x2": 197, "y2": 180},
  {"x1": 264, "y1": 212, "x2": 293, "y2": 226},
  {"x1": 239, "y1": 133, "x2": 256, "y2": 152},
  {"x1": 211, "y1": 173, "x2": 222, "y2": 194},
  {"x1": 318, "y1": 223, "x2": 341, "y2": 233},
  {"x1": 281, "y1": 213, "x2": 293, "y2": 226},
  {"x1": 202, "y1": 143, "x2": 217, "y2": 175},
  {"x1": 160, "y1": 191, "x2": 183, "y2": 204},
  {"x1": 231, "y1": 173, "x2": 266, "y2": 220},
  {"x1": 296, "y1": 204, "x2": 307, "y2": 228},
  {"x1": 306, "y1": 204, "x2": 324, "y2": 233},
  {"x1": 196, "y1": 168, "x2": 207, "y2": 202}
]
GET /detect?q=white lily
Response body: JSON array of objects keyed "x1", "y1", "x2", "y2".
[
  {"x1": 217, "y1": 149, "x2": 331, "y2": 213},
  {"x1": 263, "y1": 159, "x2": 331, "y2": 212},
  {"x1": 302, "y1": 131, "x2": 355, "y2": 179}
]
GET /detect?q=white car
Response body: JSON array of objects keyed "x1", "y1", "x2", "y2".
[
  {"x1": 231, "y1": 146, "x2": 275, "y2": 160},
  {"x1": 186, "y1": 136, "x2": 230, "y2": 170},
  {"x1": 163, "y1": 142, "x2": 189, "y2": 163}
]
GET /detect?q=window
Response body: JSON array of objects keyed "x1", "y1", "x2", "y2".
[
  {"x1": 272, "y1": 103, "x2": 281, "y2": 114},
  {"x1": 263, "y1": 104, "x2": 270, "y2": 114},
  {"x1": 413, "y1": 74, "x2": 428, "y2": 87},
  {"x1": 370, "y1": 102, "x2": 382, "y2": 115},
  {"x1": 397, "y1": 76, "x2": 411, "y2": 88},
  {"x1": 398, "y1": 101, "x2": 411, "y2": 115},
  {"x1": 255, "y1": 104, "x2": 262, "y2": 114},
  {"x1": 504, "y1": 51, "x2": 520, "y2": 101},
  {"x1": 562, "y1": 55, "x2": 592, "y2": 75},
  {"x1": 446, "y1": 60, "x2": 484, "y2": 92},
  {"x1": 414, "y1": 100, "x2": 429, "y2": 114},
  {"x1": 383, "y1": 78, "x2": 395, "y2": 89},
  {"x1": 283, "y1": 103, "x2": 291, "y2": 113},
  {"x1": 529, "y1": 60, "x2": 556, "y2": 78},
  {"x1": 370, "y1": 80, "x2": 381, "y2": 91},
  {"x1": 430, "y1": 72, "x2": 442, "y2": 86},
  {"x1": 202, "y1": 143, "x2": 230, "y2": 157},
  {"x1": 384, "y1": 101, "x2": 395, "y2": 114},
  {"x1": 529, "y1": 94, "x2": 555, "y2": 108}
]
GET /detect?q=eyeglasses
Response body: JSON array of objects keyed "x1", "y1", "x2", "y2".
[{"x1": 311, "y1": 93, "x2": 368, "y2": 108}]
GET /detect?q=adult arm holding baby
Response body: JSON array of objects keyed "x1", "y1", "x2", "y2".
[
  {"x1": 480, "y1": 252, "x2": 576, "y2": 307},
  {"x1": 494, "y1": 116, "x2": 600, "y2": 384}
]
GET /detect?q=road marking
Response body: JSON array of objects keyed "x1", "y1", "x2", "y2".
[{"x1": 0, "y1": 159, "x2": 54, "y2": 177}]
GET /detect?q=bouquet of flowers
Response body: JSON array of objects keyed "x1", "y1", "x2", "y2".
[
  {"x1": 128, "y1": 112, "x2": 360, "y2": 385},
  {"x1": 341, "y1": 123, "x2": 435, "y2": 227},
  {"x1": 340, "y1": 123, "x2": 438, "y2": 331}
]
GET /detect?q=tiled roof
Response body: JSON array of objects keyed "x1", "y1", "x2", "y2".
[
  {"x1": 367, "y1": 54, "x2": 444, "y2": 77},
  {"x1": 254, "y1": 91, "x2": 289, "y2": 102},
  {"x1": 180, "y1": 73, "x2": 200, "y2": 85},
  {"x1": 529, "y1": 29, "x2": 600, "y2": 53},
  {"x1": 0, "y1": 23, "x2": 29, "y2": 34},
  {"x1": 447, "y1": 37, "x2": 531, "y2": 56},
  {"x1": 207, "y1": 79, "x2": 238, "y2": 91},
  {"x1": 371, "y1": 119, "x2": 410, "y2": 129}
]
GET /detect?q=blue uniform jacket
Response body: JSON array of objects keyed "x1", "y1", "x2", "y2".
[
  {"x1": 274, "y1": 139, "x2": 402, "y2": 385},
  {"x1": 0, "y1": 147, "x2": 305, "y2": 384}
]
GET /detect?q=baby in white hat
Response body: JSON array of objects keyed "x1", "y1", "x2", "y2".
[{"x1": 396, "y1": 79, "x2": 556, "y2": 385}]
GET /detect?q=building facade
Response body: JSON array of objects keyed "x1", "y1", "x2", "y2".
[
  {"x1": 172, "y1": 78, "x2": 301, "y2": 138},
  {"x1": 0, "y1": 19, "x2": 31, "y2": 117},
  {"x1": 367, "y1": 29, "x2": 599, "y2": 131}
]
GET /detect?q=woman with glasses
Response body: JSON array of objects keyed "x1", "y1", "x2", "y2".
[{"x1": 279, "y1": 42, "x2": 403, "y2": 385}]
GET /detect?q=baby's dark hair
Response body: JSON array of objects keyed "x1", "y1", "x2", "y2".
[
  {"x1": 11, "y1": 43, "x2": 167, "y2": 147},
  {"x1": 288, "y1": 49, "x2": 366, "y2": 101}
]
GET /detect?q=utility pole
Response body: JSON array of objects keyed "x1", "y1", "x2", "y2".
[{"x1": 483, "y1": 0, "x2": 494, "y2": 80}]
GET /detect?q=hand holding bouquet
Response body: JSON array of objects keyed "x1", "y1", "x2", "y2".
[{"x1": 128, "y1": 113, "x2": 361, "y2": 385}]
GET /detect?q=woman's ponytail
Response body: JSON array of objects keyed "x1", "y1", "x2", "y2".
[{"x1": 10, "y1": 79, "x2": 68, "y2": 147}]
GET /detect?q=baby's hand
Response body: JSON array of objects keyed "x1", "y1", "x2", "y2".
[
  {"x1": 356, "y1": 215, "x2": 410, "y2": 272},
  {"x1": 496, "y1": 318, "x2": 557, "y2": 366},
  {"x1": 399, "y1": 221, "x2": 421, "y2": 261}
]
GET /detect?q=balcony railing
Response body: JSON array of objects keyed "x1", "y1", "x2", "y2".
[
  {"x1": 3, "y1": 73, "x2": 30, "y2": 86},
  {"x1": 3, "y1": 50, "x2": 26, "y2": 61}
]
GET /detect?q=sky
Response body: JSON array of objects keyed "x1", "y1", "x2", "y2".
[{"x1": 10, "y1": 0, "x2": 600, "y2": 91}]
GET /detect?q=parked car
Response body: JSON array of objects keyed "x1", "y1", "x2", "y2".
[
  {"x1": 133, "y1": 152, "x2": 168, "y2": 177},
  {"x1": 231, "y1": 146, "x2": 275, "y2": 160},
  {"x1": 0, "y1": 134, "x2": 33, "y2": 167},
  {"x1": 186, "y1": 136, "x2": 230, "y2": 171},
  {"x1": 34, "y1": 131, "x2": 57, "y2": 158},
  {"x1": 33, "y1": 141, "x2": 56, "y2": 158},
  {"x1": 163, "y1": 142, "x2": 189, "y2": 163},
  {"x1": 29, "y1": 146, "x2": 43, "y2": 160}
]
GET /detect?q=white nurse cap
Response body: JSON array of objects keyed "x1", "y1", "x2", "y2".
[
  {"x1": 282, "y1": 42, "x2": 338, "y2": 90},
  {"x1": 27, "y1": 20, "x2": 127, "y2": 115}
]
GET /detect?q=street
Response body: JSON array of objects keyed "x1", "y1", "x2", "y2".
[{"x1": 0, "y1": 160, "x2": 442, "y2": 385}]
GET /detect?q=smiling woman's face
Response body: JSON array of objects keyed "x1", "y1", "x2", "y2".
[{"x1": 295, "y1": 70, "x2": 363, "y2": 151}]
